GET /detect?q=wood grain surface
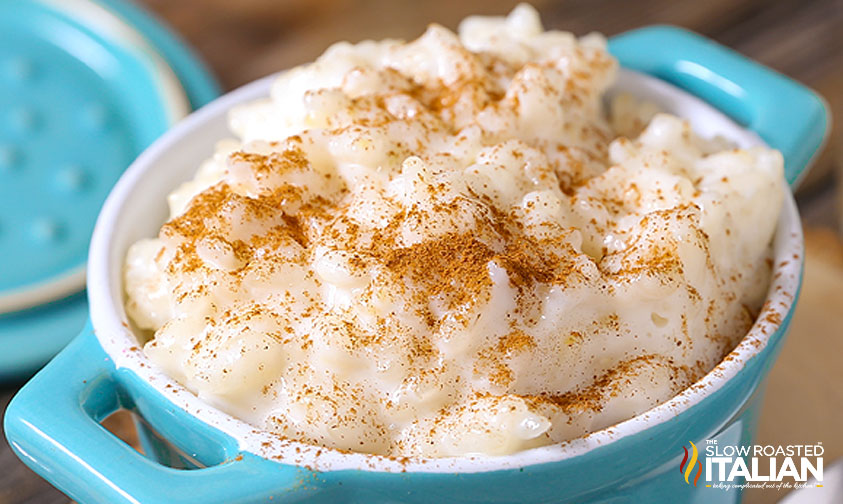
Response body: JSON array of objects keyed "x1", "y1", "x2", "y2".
[{"x1": 1, "y1": 0, "x2": 840, "y2": 502}]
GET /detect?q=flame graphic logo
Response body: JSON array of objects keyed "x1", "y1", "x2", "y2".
[{"x1": 679, "y1": 441, "x2": 703, "y2": 486}]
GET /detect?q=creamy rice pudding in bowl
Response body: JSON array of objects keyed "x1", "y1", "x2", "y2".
[{"x1": 5, "y1": 5, "x2": 828, "y2": 503}]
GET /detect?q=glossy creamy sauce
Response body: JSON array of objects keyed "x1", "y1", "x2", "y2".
[{"x1": 124, "y1": 5, "x2": 783, "y2": 457}]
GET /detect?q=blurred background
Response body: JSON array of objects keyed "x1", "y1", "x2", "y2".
[{"x1": 1, "y1": 0, "x2": 840, "y2": 503}]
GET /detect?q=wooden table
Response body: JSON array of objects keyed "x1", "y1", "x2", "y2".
[{"x1": 1, "y1": 0, "x2": 840, "y2": 502}]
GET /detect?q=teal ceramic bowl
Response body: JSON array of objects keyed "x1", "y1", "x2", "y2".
[{"x1": 4, "y1": 26, "x2": 829, "y2": 503}]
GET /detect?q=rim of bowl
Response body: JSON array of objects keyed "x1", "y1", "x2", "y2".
[{"x1": 87, "y1": 69, "x2": 804, "y2": 474}]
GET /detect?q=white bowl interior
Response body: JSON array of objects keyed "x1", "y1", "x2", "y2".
[{"x1": 87, "y1": 69, "x2": 803, "y2": 473}]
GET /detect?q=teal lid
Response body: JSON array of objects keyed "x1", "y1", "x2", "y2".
[{"x1": 0, "y1": 0, "x2": 220, "y2": 379}]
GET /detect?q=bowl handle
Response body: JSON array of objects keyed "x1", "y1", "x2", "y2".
[
  {"x1": 609, "y1": 25, "x2": 830, "y2": 188},
  {"x1": 4, "y1": 324, "x2": 314, "y2": 503}
]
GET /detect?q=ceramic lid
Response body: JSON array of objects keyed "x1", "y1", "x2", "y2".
[{"x1": 0, "y1": 0, "x2": 219, "y2": 378}]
